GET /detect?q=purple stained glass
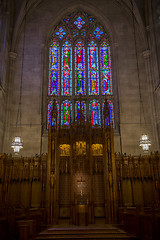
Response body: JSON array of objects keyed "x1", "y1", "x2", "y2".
[
  {"x1": 93, "y1": 27, "x2": 103, "y2": 39},
  {"x1": 75, "y1": 41, "x2": 85, "y2": 95},
  {"x1": 75, "y1": 101, "x2": 86, "y2": 122},
  {"x1": 89, "y1": 100, "x2": 101, "y2": 126},
  {"x1": 64, "y1": 18, "x2": 70, "y2": 23},
  {"x1": 102, "y1": 100, "x2": 114, "y2": 127},
  {"x1": 61, "y1": 41, "x2": 72, "y2": 95},
  {"x1": 88, "y1": 41, "x2": 99, "y2": 95},
  {"x1": 56, "y1": 27, "x2": 66, "y2": 39},
  {"x1": 74, "y1": 16, "x2": 85, "y2": 29},
  {"x1": 100, "y1": 42, "x2": 112, "y2": 95},
  {"x1": 48, "y1": 42, "x2": 60, "y2": 95},
  {"x1": 61, "y1": 100, "x2": 72, "y2": 126}
]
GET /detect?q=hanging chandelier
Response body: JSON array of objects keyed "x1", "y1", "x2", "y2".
[
  {"x1": 131, "y1": 0, "x2": 151, "y2": 152},
  {"x1": 11, "y1": 0, "x2": 28, "y2": 154},
  {"x1": 139, "y1": 134, "x2": 151, "y2": 151},
  {"x1": 11, "y1": 137, "x2": 23, "y2": 154}
]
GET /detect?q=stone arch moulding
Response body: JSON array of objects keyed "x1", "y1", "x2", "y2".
[{"x1": 11, "y1": 0, "x2": 148, "y2": 53}]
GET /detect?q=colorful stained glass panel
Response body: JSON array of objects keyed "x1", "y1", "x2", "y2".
[
  {"x1": 47, "y1": 101, "x2": 59, "y2": 128},
  {"x1": 48, "y1": 42, "x2": 60, "y2": 95},
  {"x1": 61, "y1": 100, "x2": 72, "y2": 126},
  {"x1": 102, "y1": 100, "x2": 114, "y2": 127},
  {"x1": 88, "y1": 41, "x2": 99, "y2": 95},
  {"x1": 93, "y1": 27, "x2": 103, "y2": 39},
  {"x1": 75, "y1": 101, "x2": 86, "y2": 121},
  {"x1": 89, "y1": 100, "x2": 101, "y2": 126},
  {"x1": 56, "y1": 27, "x2": 66, "y2": 39},
  {"x1": 75, "y1": 41, "x2": 85, "y2": 95},
  {"x1": 100, "y1": 42, "x2": 112, "y2": 95},
  {"x1": 74, "y1": 16, "x2": 85, "y2": 29},
  {"x1": 61, "y1": 41, "x2": 72, "y2": 95}
]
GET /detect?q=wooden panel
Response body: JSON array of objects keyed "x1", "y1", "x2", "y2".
[
  {"x1": 8, "y1": 182, "x2": 21, "y2": 207},
  {"x1": 143, "y1": 180, "x2": 153, "y2": 206},
  {"x1": 59, "y1": 174, "x2": 70, "y2": 204},
  {"x1": 59, "y1": 207, "x2": 70, "y2": 217},
  {"x1": 133, "y1": 180, "x2": 143, "y2": 205},
  {"x1": 94, "y1": 207, "x2": 105, "y2": 217},
  {"x1": 93, "y1": 174, "x2": 104, "y2": 204},
  {"x1": 20, "y1": 182, "x2": 30, "y2": 208},
  {"x1": 122, "y1": 179, "x2": 133, "y2": 206},
  {"x1": 31, "y1": 182, "x2": 42, "y2": 208}
]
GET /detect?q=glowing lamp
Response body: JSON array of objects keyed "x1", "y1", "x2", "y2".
[
  {"x1": 139, "y1": 134, "x2": 151, "y2": 151},
  {"x1": 11, "y1": 137, "x2": 23, "y2": 154}
]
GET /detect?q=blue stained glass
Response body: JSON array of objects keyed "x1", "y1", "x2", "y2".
[
  {"x1": 61, "y1": 41, "x2": 72, "y2": 95},
  {"x1": 88, "y1": 41, "x2": 99, "y2": 95},
  {"x1": 93, "y1": 27, "x2": 103, "y2": 39},
  {"x1": 56, "y1": 27, "x2": 66, "y2": 39},
  {"x1": 64, "y1": 18, "x2": 70, "y2": 23},
  {"x1": 61, "y1": 100, "x2": 72, "y2": 126},
  {"x1": 81, "y1": 32, "x2": 86, "y2": 36},
  {"x1": 75, "y1": 41, "x2": 85, "y2": 95},
  {"x1": 48, "y1": 101, "x2": 59, "y2": 128},
  {"x1": 102, "y1": 100, "x2": 114, "y2": 127},
  {"x1": 89, "y1": 17, "x2": 95, "y2": 22},
  {"x1": 89, "y1": 100, "x2": 101, "y2": 126},
  {"x1": 75, "y1": 101, "x2": 86, "y2": 121},
  {"x1": 74, "y1": 16, "x2": 85, "y2": 29},
  {"x1": 49, "y1": 42, "x2": 60, "y2": 95},
  {"x1": 100, "y1": 42, "x2": 112, "y2": 95},
  {"x1": 73, "y1": 31, "x2": 78, "y2": 37}
]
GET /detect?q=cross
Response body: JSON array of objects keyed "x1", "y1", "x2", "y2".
[{"x1": 77, "y1": 177, "x2": 86, "y2": 196}]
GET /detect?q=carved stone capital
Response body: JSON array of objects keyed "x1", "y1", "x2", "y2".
[
  {"x1": 9, "y1": 52, "x2": 17, "y2": 60},
  {"x1": 146, "y1": 25, "x2": 150, "y2": 32},
  {"x1": 143, "y1": 50, "x2": 150, "y2": 59}
]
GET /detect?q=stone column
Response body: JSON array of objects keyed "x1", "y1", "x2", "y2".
[
  {"x1": 3, "y1": 52, "x2": 17, "y2": 153},
  {"x1": 142, "y1": 49, "x2": 159, "y2": 150},
  {"x1": 0, "y1": 85, "x2": 5, "y2": 152},
  {"x1": 46, "y1": 127, "x2": 51, "y2": 224}
]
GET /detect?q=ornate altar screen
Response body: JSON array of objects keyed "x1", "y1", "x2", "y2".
[{"x1": 46, "y1": 12, "x2": 117, "y2": 225}]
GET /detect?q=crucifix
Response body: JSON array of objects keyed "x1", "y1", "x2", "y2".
[{"x1": 77, "y1": 176, "x2": 86, "y2": 196}]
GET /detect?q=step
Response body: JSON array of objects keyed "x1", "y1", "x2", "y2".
[{"x1": 36, "y1": 226, "x2": 138, "y2": 240}]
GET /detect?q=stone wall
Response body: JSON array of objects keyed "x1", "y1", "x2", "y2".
[{"x1": 0, "y1": 0, "x2": 159, "y2": 156}]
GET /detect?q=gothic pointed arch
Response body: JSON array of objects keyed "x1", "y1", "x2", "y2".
[{"x1": 47, "y1": 11, "x2": 115, "y2": 128}]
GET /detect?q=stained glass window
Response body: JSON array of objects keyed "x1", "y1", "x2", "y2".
[
  {"x1": 61, "y1": 41, "x2": 72, "y2": 95},
  {"x1": 89, "y1": 100, "x2": 101, "y2": 126},
  {"x1": 48, "y1": 42, "x2": 60, "y2": 95},
  {"x1": 88, "y1": 41, "x2": 99, "y2": 95},
  {"x1": 75, "y1": 41, "x2": 85, "y2": 95},
  {"x1": 61, "y1": 100, "x2": 72, "y2": 126},
  {"x1": 47, "y1": 13, "x2": 115, "y2": 130},
  {"x1": 102, "y1": 100, "x2": 114, "y2": 127},
  {"x1": 48, "y1": 101, "x2": 59, "y2": 128},
  {"x1": 100, "y1": 42, "x2": 112, "y2": 95},
  {"x1": 75, "y1": 101, "x2": 86, "y2": 121}
]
